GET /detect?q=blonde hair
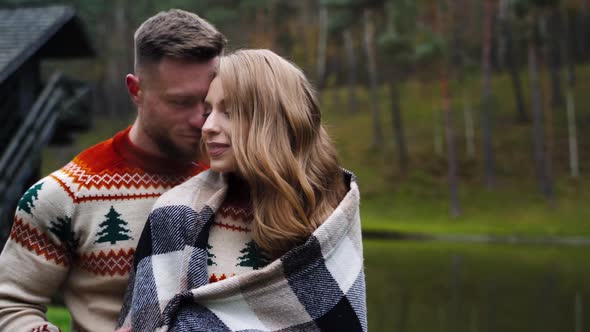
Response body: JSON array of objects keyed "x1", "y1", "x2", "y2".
[{"x1": 218, "y1": 49, "x2": 346, "y2": 257}]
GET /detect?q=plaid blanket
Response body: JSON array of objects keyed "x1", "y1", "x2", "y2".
[{"x1": 117, "y1": 170, "x2": 366, "y2": 332}]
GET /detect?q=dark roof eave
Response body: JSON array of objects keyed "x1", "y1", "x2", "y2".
[
  {"x1": 0, "y1": 7, "x2": 95, "y2": 83},
  {"x1": 37, "y1": 16, "x2": 96, "y2": 59}
]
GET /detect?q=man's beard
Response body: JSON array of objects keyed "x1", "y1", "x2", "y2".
[{"x1": 146, "y1": 126, "x2": 200, "y2": 162}]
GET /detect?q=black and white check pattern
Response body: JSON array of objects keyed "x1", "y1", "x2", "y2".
[{"x1": 118, "y1": 170, "x2": 366, "y2": 332}]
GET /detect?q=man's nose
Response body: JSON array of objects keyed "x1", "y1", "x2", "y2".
[{"x1": 188, "y1": 103, "x2": 206, "y2": 129}]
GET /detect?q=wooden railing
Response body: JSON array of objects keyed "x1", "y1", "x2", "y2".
[
  {"x1": 0, "y1": 72, "x2": 90, "y2": 247},
  {"x1": 0, "y1": 76, "x2": 21, "y2": 155}
]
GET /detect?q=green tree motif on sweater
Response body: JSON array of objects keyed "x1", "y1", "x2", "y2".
[
  {"x1": 207, "y1": 244, "x2": 217, "y2": 266},
  {"x1": 236, "y1": 240, "x2": 270, "y2": 270},
  {"x1": 17, "y1": 182, "x2": 43, "y2": 214},
  {"x1": 95, "y1": 206, "x2": 133, "y2": 245},
  {"x1": 49, "y1": 216, "x2": 79, "y2": 251}
]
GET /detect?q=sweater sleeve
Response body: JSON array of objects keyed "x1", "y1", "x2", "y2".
[{"x1": 0, "y1": 176, "x2": 75, "y2": 332}]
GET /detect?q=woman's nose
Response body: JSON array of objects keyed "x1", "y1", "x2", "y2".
[{"x1": 202, "y1": 113, "x2": 219, "y2": 135}]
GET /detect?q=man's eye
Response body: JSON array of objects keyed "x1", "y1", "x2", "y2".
[{"x1": 171, "y1": 100, "x2": 191, "y2": 107}]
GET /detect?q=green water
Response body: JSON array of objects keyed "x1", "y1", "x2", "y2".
[{"x1": 365, "y1": 240, "x2": 590, "y2": 332}]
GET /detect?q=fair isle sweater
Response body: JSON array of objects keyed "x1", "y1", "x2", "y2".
[
  {"x1": 0, "y1": 127, "x2": 205, "y2": 332},
  {"x1": 207, "y1": 176, "x2": 269, "y2": 284}
]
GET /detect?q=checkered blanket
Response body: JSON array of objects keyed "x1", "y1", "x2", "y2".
[{"x1": 117, "y1": 170, "x2": 366, "y2": 332}]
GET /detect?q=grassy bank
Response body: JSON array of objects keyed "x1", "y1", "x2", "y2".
[{"x1": 359, "y1": 176, "x2": 590, "y2": 237}]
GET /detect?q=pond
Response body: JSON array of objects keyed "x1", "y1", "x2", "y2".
[{"x1": 365, "y1": 239, "x2": 590, "y2": 332}]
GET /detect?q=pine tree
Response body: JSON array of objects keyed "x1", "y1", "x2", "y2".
[
  {"x1": 17, "y1": 182, "x2": 43, "y2": 214},
  {"x1": 207, "y1": 244, "x2": 217, "y2": 266},
  {"x1": 236, "y1": 240, "x2": 270, "y2": 270},
  {"x1": 95, "y1": 206, "x2": 133, "y2": 245},
  {"x1": 49, "y1": 216, "x2": 79, "y2": 251}
]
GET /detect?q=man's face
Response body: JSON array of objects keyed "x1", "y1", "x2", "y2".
[{"x1": 134, "y1": 57, "x2": 218, "y2": 161}]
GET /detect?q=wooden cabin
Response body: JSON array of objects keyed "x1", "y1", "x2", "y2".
[{"x1": 0, "y1": 5, "x2": 94, "y2": 248}]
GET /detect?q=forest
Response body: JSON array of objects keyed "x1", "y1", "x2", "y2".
[{"x1": 1, "y1": 0, "x2": 590, "y2": 331}]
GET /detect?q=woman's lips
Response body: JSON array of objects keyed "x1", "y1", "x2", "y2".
[{"x1": 207, "y1": 142, "x2": 230, "y2": 157}]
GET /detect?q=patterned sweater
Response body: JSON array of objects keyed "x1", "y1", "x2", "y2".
[
  {"x1": 207, "y1": 176, "x2": 269, "y2": 283},
  {"x1": 0, "y1": 127, "x2": 205, "y2": 332}
]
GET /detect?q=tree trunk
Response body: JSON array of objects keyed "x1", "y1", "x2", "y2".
[
  {"x1": 103, "y1": 0, "x2": 134, "y2": 116},
  {"x1": 449, "y1": 0, "x2": 467, "y2": 70},
  {"x1": 481, "y1": 0, "x2": 496, "y2": 189},
  {"x1": 500, "y1": 0, "x2": 529, "y2": 122},
  {"x1": 562, "y1": 4, "x2": 580, "y2": 177},
  {"x1": 343, "y1": 29, "x2": 358, "y2": 114},
  {"x1": 548, "y1": 9, "x2": 565, "y2": 108},
  {"x1": 441, "y1": 71, "x2": 461, "y2": 217},
  {"x1": 294, "y1": 0, "x2": 316, "y2": 75},
  {"x1": 251, "y1": 5, "x2": 274, "y2": 49},
  {"x1": 435, "y1": 0, "x2": 461, "y2": 217},
  {"x1": 528, "y1": 35, "x2": 554, "y2": 200},
  {"x1": 497, "y1": 0, "x2": 509, "y2": 71},
  {"x1": 316, "y1": 5, "x2": 328, "y2": 89},
  {"x1": 448, "y1": 0, "x2": 475, "y2": 159},
  {"x1": 507, "y1": 51, "x2": 529, "y2": 122},
  {"x1": 566, "y1": 81, "x2": 579, "y2": 178},
  {"x1": 434, "y1": 98, "x2": 444, "y2": 157},
  {"x1": 421, "y1": 82, "x2": 443, "y2": 157},
  {"x1": 539, "y1": 16, "x2": 556, "y2": 196},
  {"x1": 577, "y1": 0, "x2": 590, "y2": 60},
  {"x1": 462, "y1": 88, "x2": 476, "y2": 159},
  {"x1": 331, "y1": 55, "x2": 345, "y2": 113},
  {"x1": 389, "y1": 78, "x2": 409, "y2": 176},
  {"x1": 97, "y1": 5, "x2": 112, "y2": 117},
  {"x1": 362, "y1": 9, "x2": 384, "y2": 148}
]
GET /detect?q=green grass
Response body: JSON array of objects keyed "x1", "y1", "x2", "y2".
[
  {"x1": 47, "y1": 305, "x2": 71, "y2": 332},
  {"x1": 359, "y1": 176, "x2": 590, "y2": 237}
]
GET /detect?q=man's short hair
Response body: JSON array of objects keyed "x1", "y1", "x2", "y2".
[{"x1": 134, "y1": 9, "x2": 227, "y2": 70}]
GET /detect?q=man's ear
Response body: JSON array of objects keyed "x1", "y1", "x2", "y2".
[{"x1": 126, "y1": 74, "x2": 141, "y2": 106}]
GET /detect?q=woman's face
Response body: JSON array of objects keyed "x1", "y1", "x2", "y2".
[{"x1": 203, "y1": 77, "x2": 238, "y2": 173}]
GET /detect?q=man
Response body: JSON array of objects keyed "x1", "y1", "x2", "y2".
[{"x1": 0, "y1": 9, "x2": 226, "y2": 332}]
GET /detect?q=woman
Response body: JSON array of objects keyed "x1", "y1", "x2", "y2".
[{"x1": 117, "y1": 49, "x2": 366, "y2": 332}]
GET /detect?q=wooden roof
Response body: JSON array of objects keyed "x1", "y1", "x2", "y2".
[{"x1": 0, "y1": 5, "x2": 94, "y2": 83}]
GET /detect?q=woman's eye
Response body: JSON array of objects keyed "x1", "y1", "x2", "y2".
[{"x1": 203, "y1": 105, "x2": 212, "y2": 116}]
